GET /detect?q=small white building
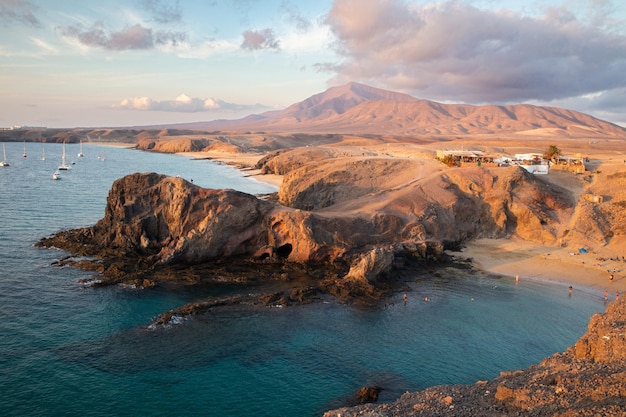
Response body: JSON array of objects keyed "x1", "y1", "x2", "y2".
[{"x1": 512, "y1": 153, "x2": 549, "y2": 175}]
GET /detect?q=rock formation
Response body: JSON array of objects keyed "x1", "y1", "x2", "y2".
[
  {"x1": 39, "y1": 156, "x2": 580, "y2": 303},
  {"x1": 324, "y1": 298, "x2": 626, "y2": 416}
]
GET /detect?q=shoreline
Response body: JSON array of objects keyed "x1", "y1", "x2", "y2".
[
  {"x1": 89, "y1": 141, "x2": 137, "y2": 148},
  {"x1": 178, "y1": 150, "x2": 284, "y2": 188},
  {"x1": 90, "y1": 142, "x2": 284, "y2": 188},
  {"x1": 454, "y1": 238, "x2": 625, "y2": 301},
  {"x1": 90, "y1": 143, "x2": 624, "y2": 301}
]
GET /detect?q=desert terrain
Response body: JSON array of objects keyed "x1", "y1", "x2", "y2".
[{"x1": 170, "y1": 132, "x2": 626, "y2": 298}]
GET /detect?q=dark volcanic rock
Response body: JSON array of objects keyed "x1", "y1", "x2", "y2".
[{"x1": 356, "y1": 386, "x2": 382, "y2": 404}]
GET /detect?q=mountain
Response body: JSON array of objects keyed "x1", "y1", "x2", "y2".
[{"x1": 167, "y1": 82, "x2": 626, "y2": 138}]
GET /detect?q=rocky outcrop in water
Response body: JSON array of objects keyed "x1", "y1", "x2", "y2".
[
  {"x1": 324, "y1": 298, "x2": 626, "y2": 416},
  {"x1": 38, "y1": 162, "x2": 576, "y2": 300},
  {"x1": 37, "y1": 172, "x2": 444, "y2": 298}
]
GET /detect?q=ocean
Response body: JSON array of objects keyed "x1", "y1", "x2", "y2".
[{"x1": 0, "y1": 142, "x2": 606, "y2": 417}]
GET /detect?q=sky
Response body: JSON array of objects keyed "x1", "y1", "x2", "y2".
[{"x1": 1, "y1": 0, "x2": 626, "y2": 128}]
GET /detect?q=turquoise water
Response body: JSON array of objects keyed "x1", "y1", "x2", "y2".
[{"x1": 0, "y1": 142, "x2": 606, "y2": 416}]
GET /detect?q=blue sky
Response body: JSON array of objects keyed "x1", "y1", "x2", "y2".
[{"x1": 1, "y1": 0, "x2": 626, "y2": 128}]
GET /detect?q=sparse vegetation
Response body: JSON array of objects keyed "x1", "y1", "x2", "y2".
[
  {"x1": 543, "y1": 144, "x2": 562, "y2": 162},
  {"x1": 438, "y1": 154, "x2": 458, "y2": 167}
]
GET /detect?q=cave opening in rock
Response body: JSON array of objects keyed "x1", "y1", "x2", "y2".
[{"x1": 275, "y1": 243, "x2": 292, "y2": 258}]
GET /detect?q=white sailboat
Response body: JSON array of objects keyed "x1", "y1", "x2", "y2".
[
  {"x1": 77, "y1": 140, "x2": 84, "y2": 157},
  {"x1": 58, "y1": 142, "x2": 70, "y2": 170},
  {"x1": 22, "y1": 141, "x2": 27, "y2": 158},
  {"x1": 40, "y1": 148, "x2": 46, "y2": 161},
  {"x1": 0, "y1": 143, "x2": 10, "y2": 166},
  {"x1": 52, "y1": 171, "x2": 61, "y2": 180}
]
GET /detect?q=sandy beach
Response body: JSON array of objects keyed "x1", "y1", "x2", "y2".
[
  {"x1": 179, "y1": 150, "x2": 284, "y2": 188},
  {"x1": 456, "y1": 238, "x2": 626, "y2": 299}
]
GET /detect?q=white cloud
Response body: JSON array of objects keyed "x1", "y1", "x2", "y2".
[
  {"x1": 280, "y1": 24, "x2": 334, "y2": 53},
  {"x1": 113, "y1": 94, "x2": 271, "y2": 114},
  {"x1": 30, "y1": 37, "x2": 58, "y2": 54}
]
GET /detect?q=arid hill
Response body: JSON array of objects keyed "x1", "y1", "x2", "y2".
[{"x1": 164, "y1": 82, "x2": 626, "y2": 138}]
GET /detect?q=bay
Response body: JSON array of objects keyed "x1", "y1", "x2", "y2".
[{"x1": 0, "y1": 141, "x2": 605, "y2": 416}]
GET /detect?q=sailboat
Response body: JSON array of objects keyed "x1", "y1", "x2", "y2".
[
  {"x1": 1, "y1": 143, "x2": 10, "y2": 166},
  {"x1": 77, "y1": 140, "x2": 84, "y2": 158},
  {"x1": 58, "y1": 142, "x2": 70, "y2": 170},
  {"x1": 22, "y1": 141, "x2": 27, "y2": 158},
  {"x1": 40, "y1": 148, "x2": 46, "y2": 161},
  {"x1": 52, "y1": 171, "x2": 61, "y2": 180}
]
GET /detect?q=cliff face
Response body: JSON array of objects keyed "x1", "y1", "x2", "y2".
[
  {"x1": 94, "y1": 173, "x2": 276, "y2": 263},
  {"x1": 38, "y1": 161, "x2": 575, "y2": 294},
  {"x1": 40, "y1": 160, "x2": 570, "y2": 265},
  {"x1": 324, "y1": 299, "x2": 626, "y2": 417}
]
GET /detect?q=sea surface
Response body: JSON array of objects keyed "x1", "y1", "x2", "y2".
[{"x1": 0, "y1": 142, "x2": 607, "y2": 417}]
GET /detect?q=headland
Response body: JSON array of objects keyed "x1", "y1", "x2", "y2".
[{"x1": 28, "y1": 82, "x2": 626, "y2": 414}]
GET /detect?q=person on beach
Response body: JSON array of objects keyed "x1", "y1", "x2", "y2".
[
  {"x1": 617, "y1": 292, "x2": 620, "y2": 300},
  {"x1": 604, "y1": 290, "x2": 609, "y2": 302},
  {"x1": 568, "y1": 286, "x2": 573, "y2": 296},
  {"x1": 403, "y1": 293, "x2": 408, "y2": 305}
]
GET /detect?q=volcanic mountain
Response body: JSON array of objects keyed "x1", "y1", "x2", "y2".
[{"x1": 169, "y1": 82, "x2": 626, "y2": 138}]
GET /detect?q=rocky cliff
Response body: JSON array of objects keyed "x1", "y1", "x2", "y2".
[
  {"x1": 324, "y1": 298, "x2": 626, "y2": 416},
  {"x1": 39, "y1": 159, "x2": 577, "y2": 302}
]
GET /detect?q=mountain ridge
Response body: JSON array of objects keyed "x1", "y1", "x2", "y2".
[{"x1": 156, "y1": 82, "x2": 626, "y2": 138}]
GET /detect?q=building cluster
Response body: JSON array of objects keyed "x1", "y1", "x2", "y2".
[
  {"x1": 436, "y1": 150, "x2": 587, "y2": 175},
  {"x1": 0, "y1": 125, "x2": 47, "y2": 131}
]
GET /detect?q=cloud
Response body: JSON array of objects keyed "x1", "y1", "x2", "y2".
[
  {"x1": 281, "y1": 2, "x2": 312, "y2": 33},
  {"x1": 58, "y1": 22, "x2": 186, "y2": 51},
  {"x1": 140, "y1": 0, "x2": 182, "y2": 24},
  {"x1": 30, "y1": 37, "x2": 58, "y2": 54},
  {"x1": 0, "y1": 0, "x2": 40, "y2": 26},
  {"x1": 113, "y1": 94, "x2": 269, "y2": 113},
  {"x1": 323, "y1": 0, "x2": 626, "y2": 105},
  {"x1": 545, "y1": 87, "x2": 626, "y2": 126},
  {"x1": 241, "y1": 28, "x2": 280, "y2": 50}
]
